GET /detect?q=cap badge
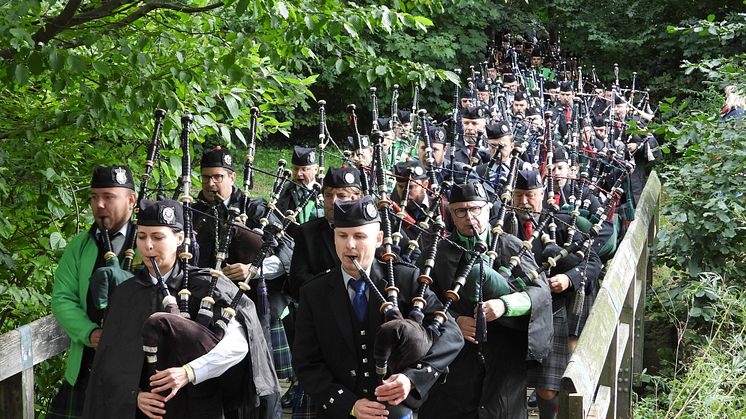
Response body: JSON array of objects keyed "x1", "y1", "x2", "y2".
[
  {"x1": 344, "y1": 172, "x2": 355, "y2": 184},
  {"x1": 161, "y1": 206, "x2": 176, "y2": 224},
  {"x1": 474, "y1": 182, "x2": 486, "y2": 198},
  {"x1": 364, "y1": 202, "x2": 378, "y2": 219},
  {"x1": 436, "y1": 129, "x2": 446, "y2": 141},
  {"x1": 308, "y1": 151, "x2": 316, "y2": 164},
  {"x1": 223, "y1": 154, "x2": 233, "y2": 166},
  {"x1": 113, "y1": 167, "x2": 128, "y2": 185},
  {"x1": 413, "y1": 166, "x2": 424, "y2": 176},
  {"x1": 501, "y1": 124, "x2": 510, "y2": 134}
]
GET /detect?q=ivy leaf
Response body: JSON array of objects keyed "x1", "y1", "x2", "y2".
[{"x1": 49, "y1": 232, "x2": 67, "y2": 250}]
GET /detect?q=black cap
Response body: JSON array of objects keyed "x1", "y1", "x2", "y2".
[
  {"x1": 476, "y1": 81, "x2": 489, "y2": 92},
  {"x1": 292, "y1": 146, "x2": 317, "y2": 166},
  {"x1": 333, "y1": 196, "x2": 381, "y2": 228},
  {"x1": 485, "y1": 122, "x2": 512, "y2": 139},
  {"x1": 531, "y1": 48, "x2": 544, "y2": 58},
  {"x1": 503, "y1": 74, "x2": 516, "y2": 84},
  {"x1": 397, "y1": 109, "x2": 412, "y2": 124},
  {"x1": 559, "y1": 81, "x2": 573, "y2": 92},
  {"x1": 461, "y1": 106, "x2": 485, "y2": 120},
  {"x1": 554, "y1": 146, "x2": 569, "y2": 163},
  {"x1": 394, "y1": 160, "x2": 427, "y2": 181},
  {"x1": 545, "y1": 80, "x2": 558, "y2": 90},
  {"x1": 347, "y1": 134, "x2": 370, "y2": 150},
  {"x1": 514, "y1": 91, "x2": 528, "y2": 102},
  {"x1": 138, "y1": 199, "x2": 184, "y2": 230},
  {"x1": 323, "y1": 166, "x2": 362, "y2": 189},
  {"x1": 526, "y1": 106, "x2": 542, "y2": 117},
  {"x1": 591, "y1": 116, "x2": 606, "y2": 127},
  {"x1": 515, "y1": 169, "x2": 543, "y2": 190},
  {"x1": 426, "y1": 125, "x2": 447, "y2": 145},
  {"x1": 200, "y1": 146, "x2": 234, "y2": 171},
  {"x1": 91, "y1": 165, "x2": 135, "y2": 190},
  {"x1": 450, "y1": 181, "x2": 489, "y2": 204},
  {"x1": 377, "y1": 117, "x2": 393, "y2": 132}
]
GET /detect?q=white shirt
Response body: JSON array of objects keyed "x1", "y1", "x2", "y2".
[
  {"x1": 149, "y1": 266, "x2": 248, "y2": 384},
  {"x1": 187, "y1": 317, "x2": 248, "y2": 384}
]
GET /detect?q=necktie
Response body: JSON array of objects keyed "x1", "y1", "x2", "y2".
[
  {"x1": 523, "y1": 219, "x2": 533, "y2": 239},
  {"x1": 349, "y1": 278, "x2": 368, "y2": 322},
  {"x1": 565, "y1": 107, "x2": 571, "y2": 123}
]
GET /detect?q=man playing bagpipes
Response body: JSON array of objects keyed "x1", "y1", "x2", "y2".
[
  {"x1": 414, "y1": 124, "x2": 451, "y2": 187},
  {"x1": 49, "y1": 165, "x2": 137, "y2": 419},
  {"x1": 292, "y1": 196, "x2": 463, "y2": 419},
  {"x1": 509, "y1": 169, "x2": 603, "y2": 419},
  {"x1": 192, "y1": 146, "x2": 290, "y2": 418},
  {"x1": 83, "y1": 199, "x2": 279, "y2": 419},
  {"x1": 286, "y1": 166, "x2": 363, "y2": 416},
  {"x1": 418, "y1": 181, "x2": 553, "y2": 419},
  {"x1": 277, "y1": 145, "x2": 324, "y2": 232}
]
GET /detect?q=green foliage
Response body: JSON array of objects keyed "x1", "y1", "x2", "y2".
[
  {"x1": 527, "y1": 0, "x2": 745, "y2": 102},
  {"x1": 652, "y1": 10, "x2": 746, "y2": 281},
  {"x1": 637, "y1": 273, "x2": 745, "y2": 418},
  {"x1": 653, "y1": 113, "x2": 746, "y2": 280}
]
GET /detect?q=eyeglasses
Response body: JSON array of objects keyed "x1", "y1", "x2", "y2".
[
  {"x1": 452, "y1": 204, "x2": 487, "y2": 218},
  {"x1": 201, "y1": 174, "x2": 225, "y2": 183}
]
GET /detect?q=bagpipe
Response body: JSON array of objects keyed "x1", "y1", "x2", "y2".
[{"x1": 90, "y1": 109, "x2": 166, "y2": 311}]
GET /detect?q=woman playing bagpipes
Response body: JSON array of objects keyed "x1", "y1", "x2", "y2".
[{"x1": 83, "y1": 199, "x2": 278, "y2": 419}]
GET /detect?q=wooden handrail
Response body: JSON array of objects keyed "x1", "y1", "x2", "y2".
[
  {"x1": 559, "y1": 171, "x2": 661, "y2": 419},
  {"x1": 0, "y1": 315, "x2": 70, "y2": 418}
]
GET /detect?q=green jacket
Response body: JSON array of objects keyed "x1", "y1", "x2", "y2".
[{"x1": 51, "y1": 230, "x2": 100, "y2": 385}]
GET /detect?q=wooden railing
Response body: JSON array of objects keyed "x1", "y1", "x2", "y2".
[
  {"x1": 0, "y1": 315, "x2": 69, "y2": 418},
  {"x1": 559, "y1": 171, "x2": 661, "y2": 419}
]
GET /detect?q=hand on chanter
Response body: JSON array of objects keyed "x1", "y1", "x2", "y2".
[
  {"x1": 137, "y1": 390, "x2": 166, "y2": 419},
  {"x1": 456, "y1": 315, "x2": 477, "y2": 344},
  {"x1": 353, "y1": 398, "x2": 389, "y2": 419},
  {"x1": 222, "y1": 262, "x2": 249, "y2": 281},
  {"x1": 375, "y1": 373, "x2": 412, "y2": 405},
  {"x1": 149, "y1": 367, "x2": 189, "y2": 402}
]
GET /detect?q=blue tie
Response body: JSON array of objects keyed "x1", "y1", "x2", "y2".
[{"x1": 349, "y1": 278, "x2": 368, "y2": 322}]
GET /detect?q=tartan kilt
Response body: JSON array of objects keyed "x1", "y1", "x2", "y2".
[
  {"x1": 527, "y1": 305, "x2": 569, "y2": 391},
  {"x1": 46, "y1": 380, "x2": 86, "y2": 419},
  {"x1": 292, "y1": 389, "x2": 318, "y2": 419},
  {"x1": 567, "y1": 288, "x2": 597, "y2": 337},
  {"x1": 270, "y1": 317, "x2": 293, "y2": 380}
]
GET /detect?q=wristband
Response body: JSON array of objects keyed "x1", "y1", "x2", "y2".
[{"x1": 183, "y1": 364, "x2": 195, "y2": 384}]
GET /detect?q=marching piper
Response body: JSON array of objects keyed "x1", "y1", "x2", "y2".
[{"x1": 292, "y1": 196, "x2": 463, "y2": 419}]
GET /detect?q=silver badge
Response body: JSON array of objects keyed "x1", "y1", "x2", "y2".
[
  {"x1": 413, "y1": 166, "x2": 424, "y2": 176},
  {"x1": 344, "y1": 172, "x2": 355, "y2": 184},
  {"x1": 161, "y1": 206, "x2": 176, "y2": 224},
  {"x1": 474, "y1": 182, "x2": 485, "y2": 198},
  {"x1": 308, "y1": 151, "x2": 316, "y2": 164},
  {"x1": 113, "y1": 167, "x2": 128, "y2": 185},
  {"x1": 223, "y1": 154, "x2": 232, "y2": 166},
  {"x1": 436, "y1": 129, "x2": 446, "y2": 141},
  {"x1": 365, "y1": 202, "x2": 378, "y2": 219},
  {"x1": 477, "y1": 108, "x2": 484, "y2": 118},
  {"x1": 501, "y1": 124, "x2": 510, "y2": 134}
]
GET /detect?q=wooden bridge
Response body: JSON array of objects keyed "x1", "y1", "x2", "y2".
[{"x1": 0, "y1": 173, "x2": 661, "y2": 418}]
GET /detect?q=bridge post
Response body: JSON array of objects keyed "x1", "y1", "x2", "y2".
[{"x1": 0, "y1": 316, "x2": 70, "y2": 418}]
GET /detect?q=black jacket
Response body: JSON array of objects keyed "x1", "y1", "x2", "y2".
[
  {"x1": 84, "y1": 264, "x2": 279, "y2": 419},
  {"x1": 292, "y1": 260, "x2": 463, "y2": 419},
  {"x1": 287, "y1": 217, "x2": 338, "y2": 301}
]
